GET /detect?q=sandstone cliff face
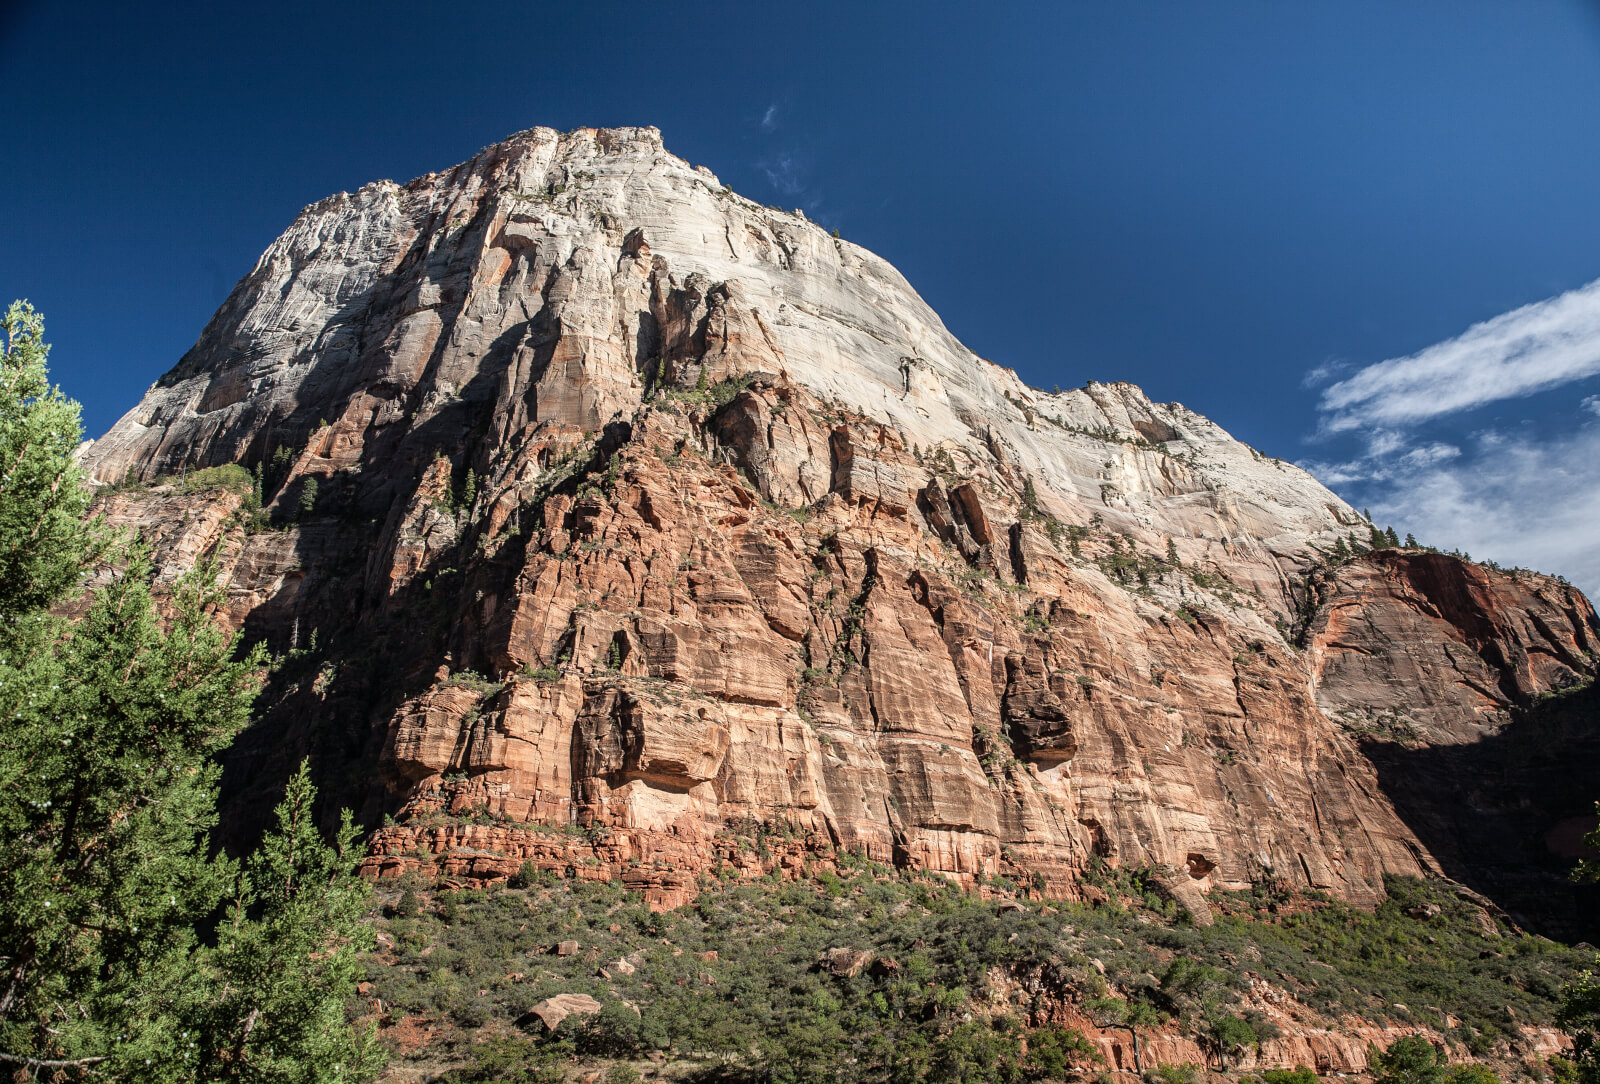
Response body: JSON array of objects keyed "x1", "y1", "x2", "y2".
[
  {"x1": 1309, "y1": 551, "x2": 1596, "y2": 745},
  {"x1": 80, "y1": 126, "x2": 1598, "y2": 917}
]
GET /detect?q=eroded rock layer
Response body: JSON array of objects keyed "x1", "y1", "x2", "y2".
[{"x1": 82, "y1": 126, "x2": 1598, "y2": 917}]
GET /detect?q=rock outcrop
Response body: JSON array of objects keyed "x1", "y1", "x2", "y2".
[{"x1": 80, "y1": 126, "x2": 1599, "y2": 922}]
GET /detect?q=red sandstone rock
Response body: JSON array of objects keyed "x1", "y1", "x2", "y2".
[{"x1": 74, "y1": 126, "x2": 1597, "y2": 932}]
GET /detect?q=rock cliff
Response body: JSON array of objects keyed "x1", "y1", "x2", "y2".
[{"x1": 81, "y1": 126, "x2": 1598, "y2": 922}]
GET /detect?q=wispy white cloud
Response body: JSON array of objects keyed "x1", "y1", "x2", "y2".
[
  {"x1": 1297, "y1": 432, "x2": 1459, "y2": 488},
  {"x1": 1363, "y1": 421, "x2": 1600, "y2": 596},
  {"x1": 1398, "y1": 441, "x2": 1461, "y2": 469},
  {"x1": 1301, "y1": 358, "x2": 1351, "y2": 388},
  {"x1": 1303, "y1": 277, "x2": 1600, "y2": 596},
  {"x1": 1319, "y1": 276, "x2": 1600, "y2": 432},
  {"x1": 761, "y1": 104, "x2": 778, "y2": 131},
  {"x1": 759, "y1": 152, "x2": 804, "y2": 196}
]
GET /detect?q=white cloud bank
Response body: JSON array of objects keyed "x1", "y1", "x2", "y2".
[
  {"x1": 1305, "y1": 278, "x2": 1600, "y2": 598},
  {"x1": 1365, "y1": 423, "x2": 1600, "y2": 597},
  {"x1": 1319, "y1": 276, "x2": 1600, "y2": 432}
]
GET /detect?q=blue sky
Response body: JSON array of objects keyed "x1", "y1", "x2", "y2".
[{"x1": 5, "y1": 1, "x2": 1600, "y2": 592}]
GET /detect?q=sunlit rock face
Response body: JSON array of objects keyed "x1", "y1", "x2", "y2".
[{"x1": 82, "y1": 126, "x2": 1598, "y2": 915}]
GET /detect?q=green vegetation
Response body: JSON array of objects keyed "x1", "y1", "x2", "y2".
[
  {"x1": 175, "y1": 462, "x2": 255, "y2": 495},
  {"x1": 1096, "y1": 534, "x2": 1167, "y2": 589},
  {"x1": 0, "y1": 302, "x2": 98, "y2": 610},
  {"x1": 366, "y1": 868, "x2": 1108, "y2": 1083},
  {"x1": 1260, "y1": 1068, "x2": 1321, "y2": 1084},
  {"x1": 360, "y1": 859, "x2": 1586, "y2": 1082},
  {"x1": 661, "y1": 372, "x2": 753, "y2": 412},
  {"x1": 442, "y1": 669, "x2": 505, "y2": 697},
  {"x1": 0, "y1": 303, "x2": 380, "y2": 1080},
  {"x1": 1561, "y1": 812, "x2": 1600, "y2": 1083},
  {"x1": 298, "y1": 473, "x2": 320, "y2": 517},
  {"x1": 1367, "y1": 1035, "x2": 1505, "y2": 1084}
]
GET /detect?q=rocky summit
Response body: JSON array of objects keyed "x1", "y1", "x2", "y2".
[{"x1": 83, "y1": 126, "x2": 1598, "y2": 932}]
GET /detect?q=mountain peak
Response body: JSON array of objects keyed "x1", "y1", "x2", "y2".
[{"x1": 81, "y1": 128, "x2": 1599, "y2": 931}]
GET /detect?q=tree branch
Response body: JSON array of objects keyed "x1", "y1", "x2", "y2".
[
  {"x1": 0, "y1": 1051, "x2": 108, "y2": 1069},
  {"x1": 0, "y1": 956, "x2": 31, "y2": 1022}
]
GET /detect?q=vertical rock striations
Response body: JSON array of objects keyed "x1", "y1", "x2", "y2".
[{"x1": 80, "y1": 126, "x2": 1599, "y2": 917}]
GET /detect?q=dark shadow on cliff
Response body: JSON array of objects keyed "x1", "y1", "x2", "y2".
[
  {"x1": 213, "y1": 325, "x2": 636, "y2": 854},
  {"x1": 1362, "y1": 680, "x2": 1600, "y2": 941},
  {"x1": 195, "y1": 194, "x2": 566, "y2": 848}
]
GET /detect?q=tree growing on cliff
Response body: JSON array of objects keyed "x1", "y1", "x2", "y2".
[
  {"x1": 297, "y1": 474, "x2": 320, "y2": 518},
  {"x1": 0, "y1": 303, "x2": 380, "y2": 1081},
  {"x1": 1021, "y1": 477, "x2": 1041, "y2": 517}
]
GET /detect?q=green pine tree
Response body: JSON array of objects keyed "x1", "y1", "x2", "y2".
[
  {"x1": 1405, "y1": 532, "x2": 1417, "y2": 549},
  {"x1": 1368, "y1": 1036, "x2": 1445, "y2": 1084},
  {"x1": 297, "y1": 475, "x2": 319, "y2": 518},
  {"x1": 199, "y1": 762, "x2": 384, "y2": 1082},
  {"x1": 1562, "y1": 807, "x2": 1600, "y2": 1084},
  {"x1": 268, "y1": 445, "x2": 293, "y2": 496},
  {"x1": 1384, "y1": 526, "x2": 1400, "y2": 547},
  {"x1": 0, "y1": 302, "x2": 101, "y2": 612},
  {"x1": 1021, "y1": 477, "x2": 1040, "y2": 517},
  {"x1": 0, "y1": 303, "x2": 381, "y2": 1081}
]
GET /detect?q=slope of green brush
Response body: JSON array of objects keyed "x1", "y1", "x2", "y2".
[{"x1": 359, "y1": 858, "x2": 1588, "y2": 1083}]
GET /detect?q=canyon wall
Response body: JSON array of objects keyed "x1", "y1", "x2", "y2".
[{"x1": 82, "y1": 126, "x2": 1598, "y2": 919}]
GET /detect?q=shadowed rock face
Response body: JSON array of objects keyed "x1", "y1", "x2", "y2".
[
  {"x1": 80, "y1": 126, "x2": 1599, "y2": 918},
  {"x1": 1307, "y1": 553, "x2": 1600, "y2": 937}
]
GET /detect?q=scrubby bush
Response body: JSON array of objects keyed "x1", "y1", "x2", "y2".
[
  {"x1": 1444, "y1": 1066, "x2": 1501, "y2": 1084},
  {"x1": 360, "y1": 860, "x2": 1589, "y2": 1082},
  {"x1": 1371, "y1": 1036, "x2": 1446, "y2": 1084},
  {"x1": 1262, "y1": 1068, "x2": 1321, "y2": 1084}
]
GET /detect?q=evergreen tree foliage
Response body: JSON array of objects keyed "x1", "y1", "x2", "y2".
[
  {"x1": 1563, "y1": 968, "x2": 1600, "y2": 1084},
  {"x1": 1384, "y1": 526, "x2": 1400, "y2": 547},
  {"x1": 1369, "y1": 1036, "x2": 1445, "y2": 1084},
  {"x1": 1405, "y1": 533, "x2": 1417, "y2": 549},
  {"x1": 1261, "y1": 1069, "x2": 1321, "y2": 1084},
  {"x1": 0, "y1": 302, "x2": 100, "y2": 613},
  {"x1": 1562, "y1": 808, "x2": 1600, "y2": 1084},
  {"x1": 1020, "y1": 477, "x2": 1040, "y2": 517},
  {"x1": 0, "y1": 552, "x2": 259, "y2": 1078},
  {"x1": 297, "y1": 475, "x2": 319, "y2": 518},
  {"x1": 0, "y1": 303, "x2": 380, "y2": 1080},
  {"x1": 199, "y1": 762, "x2": 384, "y2": 1082},
  {"x1": 267, "y1": 445, "x2": 294, "y2": 496}
]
